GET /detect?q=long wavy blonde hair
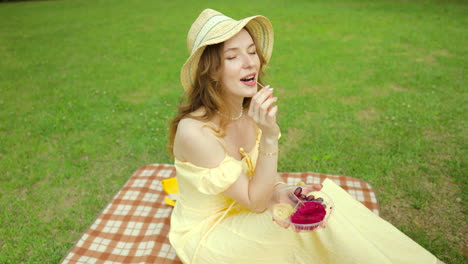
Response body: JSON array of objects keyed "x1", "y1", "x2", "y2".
[{"x1": 168, "y1": 29, "x2": 267, "y2": 157}]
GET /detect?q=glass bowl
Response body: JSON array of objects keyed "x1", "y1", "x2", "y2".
[{"x1": 269, "y1": 185, "x2": 334, "y2": 232}]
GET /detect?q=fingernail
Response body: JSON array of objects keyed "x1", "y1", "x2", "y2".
[{"x1": 269, "y1": 87, "x2": 274, "y2": 91}]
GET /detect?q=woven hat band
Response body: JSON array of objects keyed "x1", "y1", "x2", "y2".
[{"x1": 190, "y1": 14, "x2": 235, "y2": 54}]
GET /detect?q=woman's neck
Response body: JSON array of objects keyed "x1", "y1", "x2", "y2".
[{"x1": 226, "y1": 97, "x2": 244, "y2": 120}]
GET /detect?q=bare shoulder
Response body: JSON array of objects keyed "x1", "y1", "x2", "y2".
[{"x1": 174, "y1": 118, "x2": 225, "y2": 168}]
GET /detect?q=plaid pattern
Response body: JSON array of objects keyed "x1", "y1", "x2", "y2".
[{"x1": 62, "y1": 164, "x2": 379, "y2": 264}]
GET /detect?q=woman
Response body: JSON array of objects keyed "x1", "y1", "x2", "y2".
[{"x1": 168, "y1": 8, "x2": 442, "y2": 264}]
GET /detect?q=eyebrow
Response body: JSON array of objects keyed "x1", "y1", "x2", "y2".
[{"x1": 223, "y1": 43, "x2": 256, "y2": 53}]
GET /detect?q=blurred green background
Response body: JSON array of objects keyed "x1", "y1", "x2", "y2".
[{"x1": 0, "y1": 0, "x2": 466, "y2": 263}]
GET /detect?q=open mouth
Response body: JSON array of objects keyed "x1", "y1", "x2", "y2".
[{"x1": 240, "y1": 73, "x2": 256, "y2": 86}]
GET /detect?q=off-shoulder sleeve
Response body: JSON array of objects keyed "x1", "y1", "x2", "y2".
[{"x1": 175, "y1": 156, "x2": 243, "y2": 195}]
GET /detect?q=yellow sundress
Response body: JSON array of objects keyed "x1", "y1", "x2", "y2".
[{"x1": 168, "y1": 135, "x2": 437, "y2": 264}]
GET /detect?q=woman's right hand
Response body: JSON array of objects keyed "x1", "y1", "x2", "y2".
[{"x1": 248, "y1": 85, "x2": 280, "y2": 138}]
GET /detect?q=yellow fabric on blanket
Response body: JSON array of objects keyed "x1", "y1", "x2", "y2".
[
  {"x1": 320, "y1": 178, "x2": 436, "y2": 263},
  {"x1": 162, "y1": 177, "x2": 179, "y2": 206},
  {"x1": 169, "y1": 159, "x2": 436, "y2": 264},
  {"x1": 162, "y1": 177, "x2": 179, "y2": 194}
]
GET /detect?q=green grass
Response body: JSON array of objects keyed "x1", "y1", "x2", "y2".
[{"x1": 0, "y1": 0, "x2": 466, "y2": 263}]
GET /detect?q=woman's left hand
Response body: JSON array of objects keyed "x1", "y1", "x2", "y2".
[
  {"x1": 301, "y1": 184, "x2": 323, "y2": 193},
  {"x1": 276, "y1": 184, "x2": 323, "y2": 204}
]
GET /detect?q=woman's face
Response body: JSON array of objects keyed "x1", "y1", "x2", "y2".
[{"x1": 221, "y1": 29, "x2": 261, "y2": 99}]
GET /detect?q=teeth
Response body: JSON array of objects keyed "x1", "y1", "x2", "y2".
[{"x1": 242, "y1": 75, "x2": 255, "y2": 81}]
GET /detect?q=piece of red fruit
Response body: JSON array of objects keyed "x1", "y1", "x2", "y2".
[
  {"x1": 294, "y1": 187, "x2": 302, "y2": 196},
  {"x1": 290, "y1": 201, "x2": 326, "y2": 225},
  {"x1": 313, "y1": 197, "x2": 324, "y2": 203}
]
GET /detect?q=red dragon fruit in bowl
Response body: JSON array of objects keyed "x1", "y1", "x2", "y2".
[{"x1": 270, "y1": 186, "x2": 334, "y2": 232}]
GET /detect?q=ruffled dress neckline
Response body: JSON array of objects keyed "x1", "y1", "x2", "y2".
[{"x1": 175, "y1": 127, "x2": 261, "y2": 168}]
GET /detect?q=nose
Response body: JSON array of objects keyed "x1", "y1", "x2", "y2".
[{"x1": 242, "y1": 54, "x2": 255, "y2": 68}]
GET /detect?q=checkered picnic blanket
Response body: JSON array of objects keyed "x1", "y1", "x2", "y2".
[{"x1": 61, "y1": 164, "x2": 379, "y2": 264}]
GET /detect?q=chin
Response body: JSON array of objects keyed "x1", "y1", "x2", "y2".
[
  {"x1": 241, "y1": 88, "x2": 257, "y2": 98},
  {"x1": 244, "y1": 83, "x2": 259, "y2": 95},
  {"x1": 225, "y1": 83, "x2": 258, "y2": 98}
]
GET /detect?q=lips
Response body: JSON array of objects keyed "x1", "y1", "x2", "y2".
[{"x1": 240, "y1": 73, "x2": 256, "y2": 86}]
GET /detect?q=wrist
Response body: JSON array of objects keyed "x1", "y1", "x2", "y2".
[
  {"x1": 273, "y1": 181, "x2": 287, "y2": 192},
  {"x1": 261, "y1": 130, "x2": 280, "y2": 140},
  {"x1": 259, "y1": 148, "x2": 280, "y2": 157},
  {"x1": 260, "y1": 125, "x2": 280, "y2": 140},
  {"x1": 260, "y1": 135, "x2": 278, "y2": 146},
  {"x1": 259, "y1": 139, "x2": 278, "y2": 156}
]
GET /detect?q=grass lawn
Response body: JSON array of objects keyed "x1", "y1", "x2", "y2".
[{"x1": 0, "y1": 0, "x2": 466, "y2": 263}]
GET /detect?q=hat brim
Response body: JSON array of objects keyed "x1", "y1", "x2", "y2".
[{"x1": 181, "y1": 15, "x2": 273, "y2": 93}]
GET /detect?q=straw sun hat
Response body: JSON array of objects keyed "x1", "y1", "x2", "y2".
[{"x1": 180, "y1": 8, "x2": 274, "y2": 93}]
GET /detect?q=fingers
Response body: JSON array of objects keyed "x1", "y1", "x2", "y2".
[
  {"x1": 301, "y1": 184, "x2": 323, "y2": 194},
  {"x1": 261, "y1": 97, "x2": 278, "y2": 116},
  {"x1": 248, "y1": 86, "x2": 271, "y2": 116},
  {"x1": 252, "y1": 85, "x2": 273, "y2": 104},
  {"x1": 312, "y1": 183, "x2": 323, "y2": 191},
  {"x1": 268, "y1": 105, "x2": 278, "y2": 119},
  {"x1": 248, "y1": 85, "x2": 278, "y2": 121}
]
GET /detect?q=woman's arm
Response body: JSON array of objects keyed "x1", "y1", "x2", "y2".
[
  {"x1": 174, "y1": 87, "x2": 287, "y2": 213},
  {"x1": 224, "y1": 86, "x2": 281, "y2": 212}
]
